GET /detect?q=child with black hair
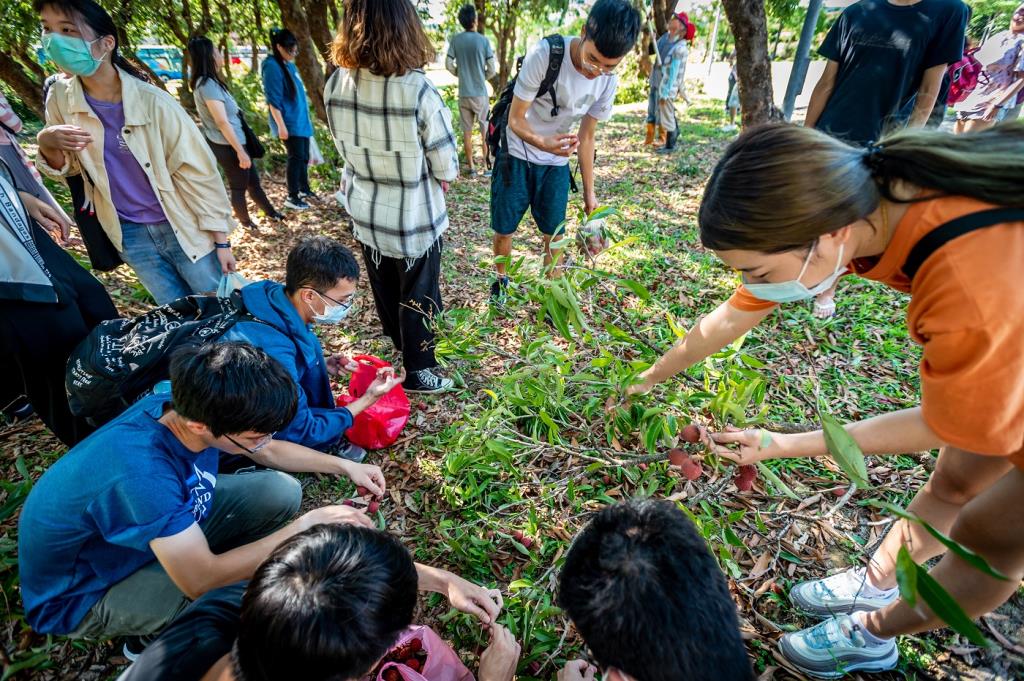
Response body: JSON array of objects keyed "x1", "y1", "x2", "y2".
[
  {"x1": 488, "y1": 0, "x2": 640, "y2": 301},
  {"x1": 558, "y1": 499, "x2": 753, "y2": 681},
  {"x1": 120, "y1": 525, "x2": 517, "y2": 681},
  {"x1": 262, "y1": 28, "x2": 315, "y2": 210},
  {"x1": 17, "y1": 343, "x2": 396, "y2": 650}
]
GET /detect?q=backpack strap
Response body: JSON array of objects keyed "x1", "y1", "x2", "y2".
[
  {"x1": 903, "y1": 207, "x2": 1024, "y2": 280},
  {"x1": 539, "y1": 35, "x2": 565, "y2": 117}
]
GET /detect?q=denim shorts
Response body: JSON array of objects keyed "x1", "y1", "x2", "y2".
[{"x1": 489, "y1": 150, "x2": 570, "y2": 236}]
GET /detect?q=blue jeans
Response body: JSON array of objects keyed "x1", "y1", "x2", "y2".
[{"x1": 119, "y1": 221, "x2": 222, "y2": 305}]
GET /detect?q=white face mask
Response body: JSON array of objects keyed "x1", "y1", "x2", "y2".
[{"x1": 743, "y1": 243, "x2": 845, "y2": 304}]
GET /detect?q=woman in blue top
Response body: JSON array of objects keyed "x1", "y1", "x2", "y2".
[{"x1": 262, "y1": 28, "x2": 315, "y2": 210}]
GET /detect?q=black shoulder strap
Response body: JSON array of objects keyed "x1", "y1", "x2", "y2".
[
  {"x1": 903, "y1": 207, "x2": 1024, "y2": 280},
  {"x1": 539, "y1": 35, "x2": 565, "y2": 117}
]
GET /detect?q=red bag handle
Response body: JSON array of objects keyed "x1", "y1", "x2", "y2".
[{"x1": 351, "y1": 354, "x2": 390, "y2": 369}]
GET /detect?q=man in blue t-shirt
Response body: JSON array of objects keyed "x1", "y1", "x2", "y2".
[
  {"x1": 18, "y1": 342, "x2": 396, "y2": 643},
  {"x1": 446, "y1": 4, "x2": 497, "y2": 176},
  {"x1": 804, "y1": 0, "x2": 968, "y2": 146},
  {"x1": 221, "y1": 236, "x2": 391, "y2": 464}
]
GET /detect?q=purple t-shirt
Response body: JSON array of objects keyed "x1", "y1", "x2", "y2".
[{"x1": 84, "y1": 93, "x2": 167, "y2": 224}]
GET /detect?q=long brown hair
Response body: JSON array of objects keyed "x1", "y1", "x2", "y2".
[
  {"x1": 329, "y1": 0, "x2": 435, "y2": 77},
  {"x1": 699, "y1": 122, "x2": 1024, "y2": 253}
]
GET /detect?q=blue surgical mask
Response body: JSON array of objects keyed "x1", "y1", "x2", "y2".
[
  {"x1": 743, "y1": 243, "x2": 845, "y2": 304},
  {"x1": 42, "y1": 32, "x2": 108, "y2": 77},
  {"x1": 308, "y1": 290, "x2": 352, "y2": 325}
]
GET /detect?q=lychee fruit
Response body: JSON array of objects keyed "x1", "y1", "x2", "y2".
[
  {"x1": 734, "y1": 465, "x2": 757, "y2": 492},
  {"x1": 406, "y1": 659, "x2": 421, "y2": 672},
  {"x1": 681, "y1": 424, "x2": 701, "y2": 443},
  {"x1": 383, "y1": 669, "x2": 401, "y2": 681},
  {"x1": 679, "y1": 457, "x2": 704, "y2": 481},
  {"x1": 667, "y1": 448, "x2": 687, "y2": 467},
  {"x1": 367, "y1": 500, "x2": 380, "y2": 514},
  {"x1": 356, "y1": 485, "x2": 369, "y2": 496}
]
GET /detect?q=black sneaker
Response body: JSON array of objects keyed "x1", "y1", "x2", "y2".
[
  {"x1": 404, "y1": 368, "x2": 455, "y2": 393},
  {"x1": 328, "y1": 439, "x2": 367, "y2": 463},
  {"x1": 489, "y1": 277, "x2": 510, "y2": 303},
  {"x1": 122, "y1": 635, "x2": 154, "y2": 662},
  {"x1": 3, "y1": 396, "x2": 34, "y2": 423},
  {"x1": 284, "y1": 197, "x2": 310, "y2": 210}
]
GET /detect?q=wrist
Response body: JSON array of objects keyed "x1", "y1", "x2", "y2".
[{"x1": 214, "y1": 240, "x2": 231, "y2": 249}]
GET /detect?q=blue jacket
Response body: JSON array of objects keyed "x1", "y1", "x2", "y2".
[
  {"x1": 221, "y1": 281, "x2": 351, "y2": 450},
  {"x1": 261, "y1": 58, "x2": 314, "y2": 138}
]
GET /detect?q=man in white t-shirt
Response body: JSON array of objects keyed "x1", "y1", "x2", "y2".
[{"x1": 488, "y1": 0, "x2": 640, "y2": 300}]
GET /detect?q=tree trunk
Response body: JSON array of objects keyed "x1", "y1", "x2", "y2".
[
  {"x1": 721, "y1": 0, "x2": 782, "y2": 126},
  {"x1": 219, "y1": 0, "x2": 233, "y2": 85},
  {"x1": 252, "y1": 0, "x2": 264, "y2": 73},
  {"x1": 328, "y1": 0, "x2": 340, "y2": 31},
  {"x1": 493, "y1": 0, "x2": 521, "y2": 94},
  {"x1": 306, "y1": 0, "x2": 336, "y2": 77},
  {"x1": 771, "y1": 20, "x2": 783, "y2": 59},
  {"x1": 652, "y1": 0, "x2": 669, "y2": 36},
  {"x1": 276, "y1": 0, "x2": 328, "y2": 123},
  {"x1": 200, "y1": 0, "x2": 213, "y2": 33},
  {"x1": 475, "y1": 0, "x2": 487, "y2": 35},
  {"x1": 0, "y1": 53, "x2": 45, "y2": 119}
]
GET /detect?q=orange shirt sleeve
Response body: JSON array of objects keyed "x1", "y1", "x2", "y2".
[{"x1": 728, "y1": 284, "x2": 778, "y2": 313}]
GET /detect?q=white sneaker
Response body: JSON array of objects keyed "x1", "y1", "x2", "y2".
[
  {"x1": 790, "y1": 567, "x2": 899, "y2": 618},
  {"x1": 404, "y1": 368, "x2": 455, "y2": 393},
  {"x1": 779, "y1": 614, "x2": 898, "y2": 678}
]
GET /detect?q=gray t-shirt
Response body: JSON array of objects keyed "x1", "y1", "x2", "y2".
[
  {"x1": 193, "y1": 78, "x2": 244, "y2": 146},
  {"x1": 447, "y1": 31, "x2": 494, "y2": 98}
]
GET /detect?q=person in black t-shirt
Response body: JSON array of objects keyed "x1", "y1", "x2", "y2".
[{"x1": 804, "y1": 0, "x2": 968, "y2": 146}]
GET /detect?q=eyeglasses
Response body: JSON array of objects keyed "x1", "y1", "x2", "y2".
[
  {"x1": 308, "y1": 288, "x2": 355, "y2": 311},
  {"x1": 225, "y1": 431, "x2": 276, "y2": 455},
  {"x1": 578, "y1": 39, "x2": 619, "y2": 76}
]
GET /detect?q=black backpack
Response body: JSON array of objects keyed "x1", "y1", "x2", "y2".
[
  {"x1": 66, "y1": 290, "x2": 261, "y2": 426},
  {"x1": 902, "y1": 208, "x2": 1024, "y2": 280},
  {"x1": 486, "y1": 35, "x2": 565, "y2": 161}
]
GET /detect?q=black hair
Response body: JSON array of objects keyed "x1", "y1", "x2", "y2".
[
  {"x1": 187, "y1": 35, "x2": 228, "y2": 91},
  {"x1": 458, "y1": 3, "x2": 476, "y2": 31},
  {"x1": 284, "y1": 236, "x2": 361, "y2": 295},
  {"x1": 269, "y1": 27, "x2": 298, "y2": 100},
  {"x1": 559, "y1": 500, "x2": 754, "y2": 681},
  {"x1": 583, "y1": 0, "x2": 641, "y2": 59},
  {"x1": 169, "y1": 342, "x2": 297, "y2": 438},
  {"x1": 233, "y1": 524, "x2": 418, "y2": 681},
  {"x1": 34, "y1": 0, "x2": 149, "y2": 82}
]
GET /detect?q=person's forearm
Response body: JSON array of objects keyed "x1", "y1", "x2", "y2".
[
  {"x1": 777, "y1": 407, "x2": 944, "y2": 460},
  {"x1": 579, "y1": 133, "x2": 596, "y2": 199},
  {"x1": 508, "y1": 115, "x2": 543, "y2": 150},
  {"x1": 216, "y1": 120, "x2": 246, "y2": 154},
  {"x1": 209, "y1": 230, "x2": 230, "y2": 242},
  {"x1": 993, "y1": 80, "x2": 1024, "y2": 109},
  {"x1": 907, "y1": 69, "x2": 945, "y2": 128},
  {"x1": 445, "y1": 55, "x2": 458, "y2": 76},
  {"x1": 37, "y1": 136, "x2": 66, "y2": 170},
  {"x1": 189, "y1": 519, "x2": 306, "y2": 597},
  {"x1": 246, "y1": 439, "x2": 349, "y2": 475},
  {"x1": 641, "y1": 302, "x2": 771, "y2": 386},
  {"x1": 415, "y1": 562, "x2": 455, "y2": 594},
  {"x1": 269, "y1": 105, "x2": 287, "y2": 134},
  {"x1": 804, "y1": 80, "x2": 834, "y2": 128}
]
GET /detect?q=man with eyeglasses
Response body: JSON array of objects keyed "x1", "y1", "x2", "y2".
[
  {"x1": 220, "y1": 235, "x2": 393, "y2": 463},
  {"x1": 17, "y1": 342, "x2": 387, "y2": 651},
  {"x1": 488, "y1": 0, "x2": 640, "y2": 301}
]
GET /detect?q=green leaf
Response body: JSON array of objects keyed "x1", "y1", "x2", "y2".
[
  {"x1": 820, "y1": 412, "x2": 870, "y2": 488},
  {"x1": 868, "y1": 502, "x2": 1009, "y2": 581},
  {"x1": 915, "y1": 562, "x2": 991, "y2": 647},
  {"x1": 616, "y1": 278, "x2": 651, "y2": 301},
  {"x1": 755, "y1": 462, "x2": 800, "y2": 501},
  {"x1": 895, "y1": 546, "x2": 918, "y2": 606}
]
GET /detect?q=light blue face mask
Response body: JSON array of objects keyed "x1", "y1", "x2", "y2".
[
  {"x1": 41, "y1": 32, "x2": 108, "y2": 77},
  {"x1": 309, "y1": 290, "x2": 352, "y2": 325},
  {"x1": 743, "y1": 243, "x2": 845, "y2": 304}
]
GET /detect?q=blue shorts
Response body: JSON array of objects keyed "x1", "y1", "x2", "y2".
[{"x1": 489, "y1": 150, "x2": 570, "y2": 236}]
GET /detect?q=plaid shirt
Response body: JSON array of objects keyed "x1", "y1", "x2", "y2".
[{"x1": 326, "y1": 68, "x2": 458, "y2": 261}]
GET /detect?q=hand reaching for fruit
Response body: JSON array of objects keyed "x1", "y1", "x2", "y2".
[
  {"x1": 326, "y1": 353, "x2": 359, "y2": 377},
  {"x1": 708, "y1": 426, "x2": 787, "y2": 465},
  {"x1": 478, "y1": 624, "x2": 521, "y2": 681},
  {"x1": 558, "y1": 660, "x2": 598, "y2": 681},
  {"x1": 445, "y1": 575, "x2": 504, "y2": 625},
  {"x1": 342, "y1": 462, "x2": 385, "y2": 498},
  {"x1": 366, "y1": 366, "x2": 406, "y2": 400}
]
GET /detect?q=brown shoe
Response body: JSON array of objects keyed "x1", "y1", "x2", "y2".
[{"x1": 644, "y1": 122, "x2": 655, "y2": 145}]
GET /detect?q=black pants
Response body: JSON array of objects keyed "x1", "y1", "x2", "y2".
[
  {"x1": 207, "y1": 141, "x2": 277, "y2": 224},
  {"x1": 283, "y1": 136, "x2": 311, "y2": 200},
  {"x1": 361, "y1": 239, "x2": 443, "y2": 373},
  {"x1": 0, "y1": 222, "x2": 119, "y2": 446}
]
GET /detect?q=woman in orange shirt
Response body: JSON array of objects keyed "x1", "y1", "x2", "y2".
[{"x1": 627, "y1": 122, "x2": 1024, "y2": 677}]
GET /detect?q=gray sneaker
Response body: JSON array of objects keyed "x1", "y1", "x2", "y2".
[
  {"x1": 779, "y1": 614, "x2": 898, "y2": 678},
  {"x1": 404, "y1": 368, "x2": 454, "y2": 393},
  {"x1": 790, "y1": 567, "x2": 898, "y2": 618},
  {"x1": 330, "y1": 439, "x2": 367, "y2": 463}
]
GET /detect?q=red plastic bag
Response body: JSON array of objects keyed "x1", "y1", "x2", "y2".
[
  {"x1": 335, "y1": 355, "x2": 410, "y2": 450},
  {"x1": 366, "y1": 626, "x2": 475, "y2": 681}
]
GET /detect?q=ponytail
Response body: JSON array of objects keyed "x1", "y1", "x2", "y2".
[
  {"x1": 269, "y1": 27, "x2": 298, "y2": 100},
  {"x1": 700, "y1": 121, "x2": 1024, "y2": 253},
  {"x1": 871, "y1": 121, "x2": 1024, "y2": 208}
]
